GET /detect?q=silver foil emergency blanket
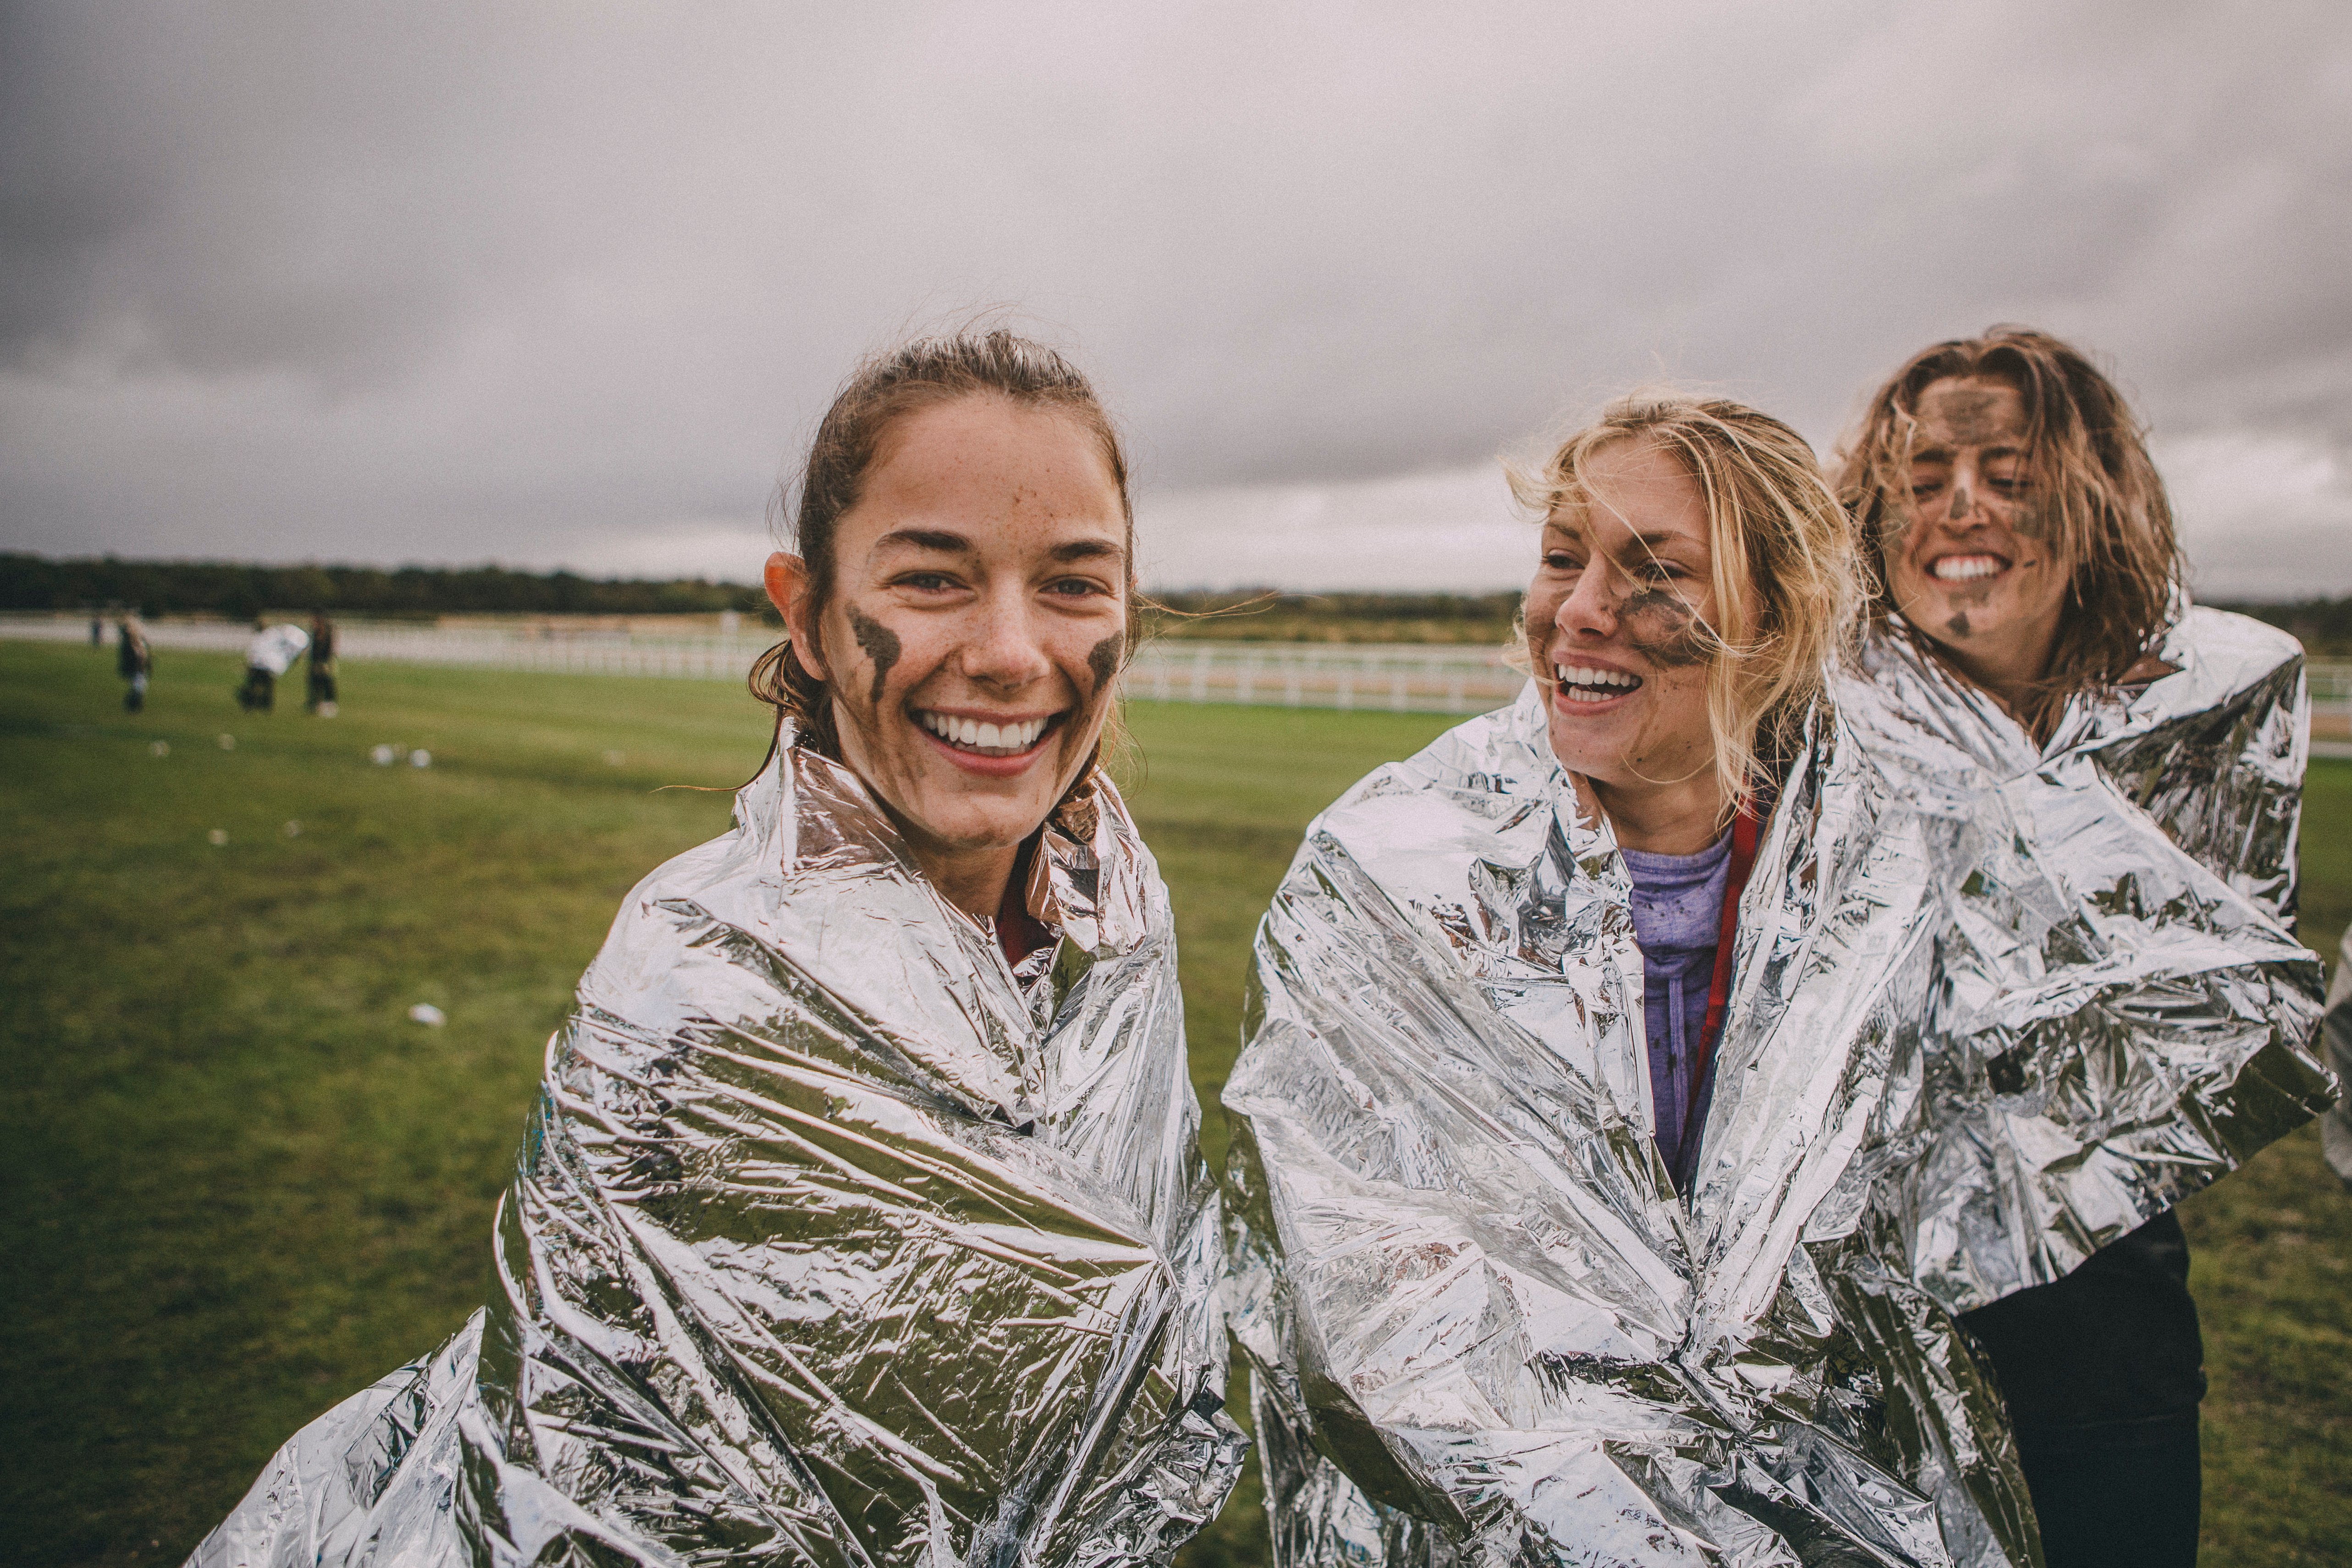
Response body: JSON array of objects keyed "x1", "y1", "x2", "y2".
[
  {"x1": 1224, "y1": 606, "x2": 2329, "y2": 1568},
  {"x1": 193, "y1": 738, "x2": 1244, "y2": 1568}
]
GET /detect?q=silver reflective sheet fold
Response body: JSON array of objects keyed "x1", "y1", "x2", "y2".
[
  {"x1": 193, "y1": 740, "x2": 1244, "y2": 1568},
  {"x1": 1224, "y1": 607, "x2": 2329, "y2": 1568}
]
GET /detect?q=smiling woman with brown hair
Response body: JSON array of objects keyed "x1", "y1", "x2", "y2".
[
  {"x1": 1833, "y1": 326, "x2": 2325, "y2": 1568},
  {"x1": 190, "y1": 331, "x2": 1243, "y2": 1568},
  {"x1": 1838, "y1": 326, "x2": 2183, "y2": 743}
]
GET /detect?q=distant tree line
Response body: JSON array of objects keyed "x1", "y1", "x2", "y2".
[
  {"x1": 0, "y1": 553, "x2": 772, "y2": 621},
  {"x1": 2217, "y1": 597, "x2": 2352, "y2": 657}
]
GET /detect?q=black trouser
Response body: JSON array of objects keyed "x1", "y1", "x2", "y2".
[
  {"x1": 2015, "y1": 1418, "x2": 2201, "y2": 1568},
  {"x1": 1960, "y1": 1213, "x2": 2205, "y2": 1567},
  {"x1": 307, "y1": 667, "x2": 336, "y2": 709},
  {"x1": 237, "y1": 666, "x2": 276, "y2": 712}
]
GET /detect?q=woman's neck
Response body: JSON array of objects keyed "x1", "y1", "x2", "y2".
[
  {"x1": 1585, "y1": 772, "x2": 1730, "y2": 856},
  {"x1": 913, "y1": 843, "x2": 1021, "y2": 923},
  {"x1": 1918, "y1": 620, "x2": 2059, "y2": 724}
]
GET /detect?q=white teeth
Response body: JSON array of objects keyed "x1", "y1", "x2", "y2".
[
  {"x1": 1932, "y1": 555, "x2": 2004, "y2": 581},
  {"x1": 918, "y1": 712, "x2": 1049, "y2": 753},
  {"x1": 1552, "y1": 664, "x2": 1641, "y2": 690}
]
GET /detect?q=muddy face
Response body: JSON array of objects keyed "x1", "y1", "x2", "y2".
[
  {"x1": 768, "y1": 395, "x2": 1130, "y2": 917},
  {"x1": 1523, "y1": 436, "x2": 1747, "y2": 830},
  {"x1": 1885, "y1": 376, "x2": 2069, "y2": 698}
]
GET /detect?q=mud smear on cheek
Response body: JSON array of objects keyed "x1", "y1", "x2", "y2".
[
  {"x1": 1622, "y1": 589, "x2": 1710, "y2": 668},
  {"x1": 1087, "y1": 632, "x2": 1124, "y2": 696},
  {"x1": 1947, "y1": 612, "x2": 1971, "y2": 638},
  {"x1": 845, "y1": 606, "x2": 900, "y2": 708}
]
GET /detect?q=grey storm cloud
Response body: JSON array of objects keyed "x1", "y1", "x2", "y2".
[{"x1": 4, "y1": 0, "x2": 2350, "y2": 595}]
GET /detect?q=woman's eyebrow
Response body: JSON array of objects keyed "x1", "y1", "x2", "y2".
[
  {"x1": 1048, "y1": 539, "x2": 1123, "y2": 563},
  {"x1": 872, "y1": 528, "x2": 970, "y2": 554}
]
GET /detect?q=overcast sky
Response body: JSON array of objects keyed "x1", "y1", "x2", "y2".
[{"x1": 5, "y1": 1, "x2": 2350, "y2": 596}]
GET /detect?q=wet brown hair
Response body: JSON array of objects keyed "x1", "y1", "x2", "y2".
[
  {"x1": 1834, "y1": 326, "x2": 2184, "y2": 740},
  {"x1": 1510, "y1": 395, "x2": 1861, "y2": 819},
  {"x1": 749, "y1": 329, "x2": 1137, "y2": 764}
]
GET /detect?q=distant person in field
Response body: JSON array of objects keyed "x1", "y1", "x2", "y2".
[
  {"x1": 234, "y1": 618, "x2": 308, "y2": 713},
  {"x1": 305, "y1": 612, "x2": 338, "y2": 715},
  {"x1": 1836, "y1": 325, "x2": 2323, "y2": 1568},
  {"x1": 116, "y1": 615, "x2": 152, "y2": 712},
  {"x1": 193, "y1": 330, "x2": 1240, "y2": 1568}
]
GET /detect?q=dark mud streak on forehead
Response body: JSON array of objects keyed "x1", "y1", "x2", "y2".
[
  {"x1": 1087, "y1": 631, "x2": 1125, "y2": 696},
  {"x1": 1621, "y1": 587, "x2": 1711, "y2": 669},
  {"x1": 845, "y1": 605, "x2": 900, "y2": 707},
  {"x1": 1922, "y1": 385, "x2": 2015, "y2": 447}
]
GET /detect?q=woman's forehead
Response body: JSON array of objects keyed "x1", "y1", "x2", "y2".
[{"x1": 1913, "y1": 377, "x2": 2027, "y2": 446}]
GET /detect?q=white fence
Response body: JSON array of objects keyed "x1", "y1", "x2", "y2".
[
  {"x1": 8, "y1": 612, "x2": 2349, "y2": 727},
  {"x1": 3, "y1": 614, "x2": 1529, "y2": 716}
]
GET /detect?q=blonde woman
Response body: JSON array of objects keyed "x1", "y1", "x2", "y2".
[
  {"x1": 1223, "y1": 395, "x2": 2326, "y2": 1566},
  {"x1": 1835, "y1": 326, "x2": 2331, "y2": 1568},
  {"x1": 192, "y1": 332, "x2": 1242, "y2": 1568}
]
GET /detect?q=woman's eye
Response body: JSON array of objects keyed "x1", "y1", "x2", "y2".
[
  {"x1": 1543, "y1": 553, "x2": 1581, "y2": 572},
  {"x1": 1046, "y1": 577, "x2": 1110, "y2": 598},
  {"x1": 900, "y1": 572, "x2": 958, "y2": 592}
]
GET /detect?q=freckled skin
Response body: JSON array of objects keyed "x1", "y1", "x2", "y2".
[
  {"x1": 847, "y1": 604, "x2": 900, "y2": 707},
  {"x1": 1087, "y1": 630, "x2": 1125, "y2": 694},
  {"x1": 763, "y1": 397, "x2": 1130, "y2": 920}
]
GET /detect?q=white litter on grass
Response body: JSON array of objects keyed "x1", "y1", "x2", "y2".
[
  {"x1": 408, "y1": 1003, "x2": 447, "y2": 1027},
  {"x1": 283, "y1": 820, "x2": 302, "y2": 838},
  {"x1": 207, "y1": 828, "x2": 228, "y2": 846},
  {"x1": 604, "y1": 750, "x2": 627, "y2": 767},
  {"x1": 149, "y1": 740, "x2": 170, "y2": 757},
  {"x1": 217, "y1": 734, "x2": 236, "y2": 751},
  {"x1": 410, "y1": 749, "x2": 432, "y2": 768},
  {"x1": 370, "y1": 744, "x2": 397, "y2": 765}
]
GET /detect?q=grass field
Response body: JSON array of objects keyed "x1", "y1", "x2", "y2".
[{"x1": 1, "y1": 638, "x2": 2346, "y2": 1566}]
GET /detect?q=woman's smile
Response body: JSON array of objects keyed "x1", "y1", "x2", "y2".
[{"x1": 912, "y1": 706, "x2": 1066, "y2": 775}]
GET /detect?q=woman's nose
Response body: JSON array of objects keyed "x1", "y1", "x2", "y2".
[
  {"x1": 1555, "y1": 567, "x2": 1621, "y2": 639},
  {"x1": 959, "y1": 595, "x2": 1054, "y2": 689}
]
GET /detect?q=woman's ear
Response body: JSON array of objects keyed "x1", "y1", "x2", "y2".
[{"x1": 764, "y1": 552, "x2": 829, "y2": 681}]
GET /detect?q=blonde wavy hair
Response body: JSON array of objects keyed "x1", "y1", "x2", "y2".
[
  {"x1": 1509, "y1": 395, "x2": 1862, "y2": 818},
  {"x1": 1834, "y1": 326, "x2": 2184, "y2": 740}
]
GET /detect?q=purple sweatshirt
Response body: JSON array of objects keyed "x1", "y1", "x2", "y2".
[{"x1": 1620, "y1": 833, "x2": 1732, "y2": 1182}]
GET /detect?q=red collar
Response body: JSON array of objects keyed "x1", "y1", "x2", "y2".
[{"x1": 1688, "y1": 801, "x2": 1765, "y2": 1151}]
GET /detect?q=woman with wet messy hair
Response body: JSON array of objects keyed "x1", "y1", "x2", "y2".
[
  {"x1": 1833, "y1": 326, "x2": 2327, "y2": 1568},
  {"x1": 190, "y1": 331, "x2": 1243, "y2": 1568},
  {"x1": 1838, "y1": 326, "x2": 2184, "y2": 742}
]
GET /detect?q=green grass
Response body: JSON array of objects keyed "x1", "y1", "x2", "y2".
[{"x1": 0, "y1": 639, "x2": 2344, "y2": 1566}]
